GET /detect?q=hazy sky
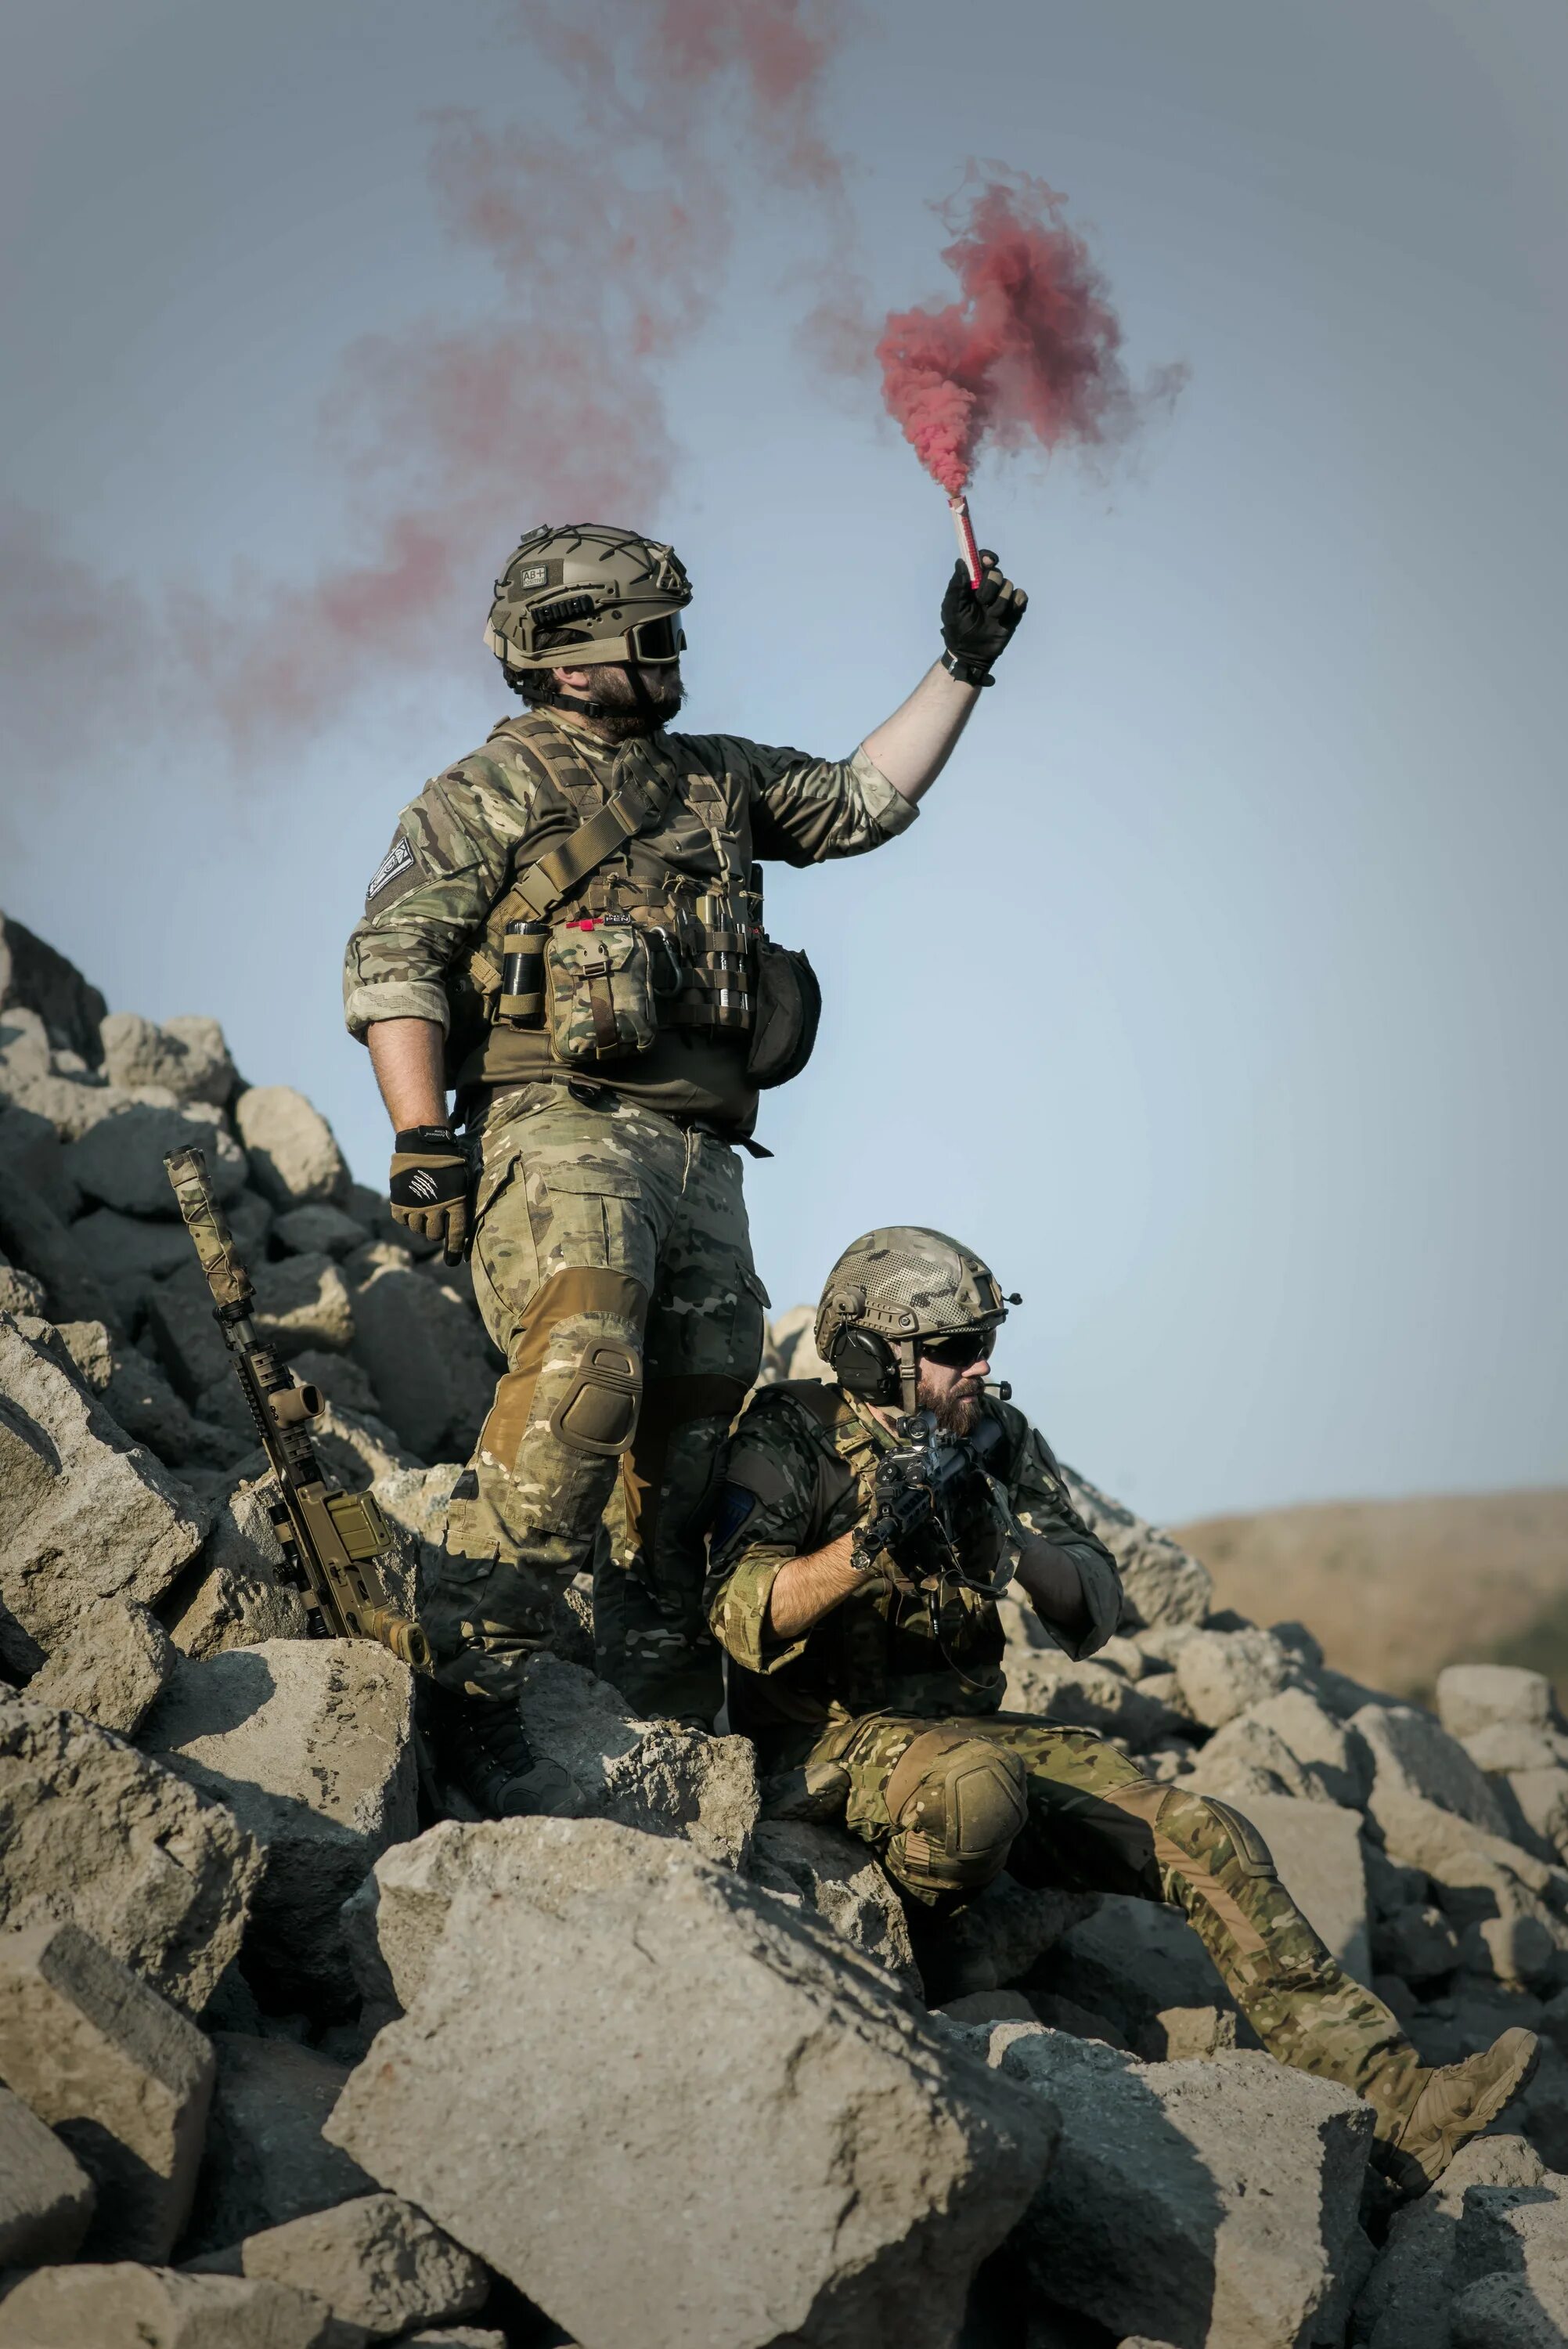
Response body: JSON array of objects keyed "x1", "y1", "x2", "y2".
[{"x1": 3, "y1": 0, "x2": 1565, "y2": 1523}]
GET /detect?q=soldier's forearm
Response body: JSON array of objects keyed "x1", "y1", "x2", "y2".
[
  {"x1": 860, "y1": 662, "x2": 982, "y2": 806},
  {"x1": 766, "y1": 1532, "x2": 861, "y2": 1643},
  {"x1": 1015, "y1": 1535, "x2": 1091, "y2": 1643},
  {"x1": 366, "y1": 1017, "x2": 450, "y2": 1132}
]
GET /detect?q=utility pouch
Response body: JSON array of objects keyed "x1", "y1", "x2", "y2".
[
  {"x1": 744, "y1": 940, "x2": 822, "y2": 1089},
  {"x1": 497, "y1": 921, "x2": 550, "y2": 1026},
  {"x1": 545, "y1": 918, "x2": 658, "y2": 1065}
]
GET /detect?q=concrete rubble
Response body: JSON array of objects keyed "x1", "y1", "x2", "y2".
[{"x1": 1, "y1": 915, "x2": 1566, "y2": 2347}]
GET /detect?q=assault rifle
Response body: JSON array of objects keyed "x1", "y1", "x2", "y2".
[
  {"x1": 164, "y1": 1146, "x2": 431, "y2": 1669},
  {"x1": 857, "y1": 1405, "x2": 1016, "y2": 1596}
]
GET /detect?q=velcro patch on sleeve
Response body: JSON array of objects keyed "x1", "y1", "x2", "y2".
[{"x1": 365, "y1": 833, "x2": 419, "y2": 906}]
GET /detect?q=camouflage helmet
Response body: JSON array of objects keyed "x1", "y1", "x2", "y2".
[
  {"x1": 485, "y1": 523, "x2": 692, "y2": 672},
  {"x1": 816, "y1": 1227, "x2": 1015, "y2": 1413}
]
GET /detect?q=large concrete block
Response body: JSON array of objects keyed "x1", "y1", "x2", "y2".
[
  {"x1": 0, "y1": 915, "x2": 106, "y2": 1063},
  {"x1": 0, "y1": 2263, "x2": 334, "y2": 2347},
  {"x1": 0, "y1": 1690, "x2": 261, "y2": 2014},
  {"x1": 1354, "y1": 2131, "x2": 1550, "y2": 2349},
  {"x1": 1030, "y1": 1896, "x2": 1230, "y2": 2040},
  {"x1": 145, "y1": 1642, "x2": 417, "y2": 2012},
  {"x1": 63, "y1": 1102, "x2": 247, "y2": 1218},
  {"x1": 991, "y1": 2026, "x2": 1373, "y2": 2349},
  {"x1": 183, "y1": 2033, "x2": 375, "y2": 2255},
  {"x1": 998, "y1": 1650, "x2": 1183, "y2": 1749},
  {"x1": 0, "y1": 1920, "x2": 213, "y2": 2260},
  {"x1": 186, "y1": 2192, "x2": 488, "y2": 2337},
  {"x1": 349, "y1": 1263, "x2": 494, "y2": 1462},
  {"x1": 326, "y1": 1817, "x2": 1057, "y2": 2349},
  {"x1": 27, "y1": 1595, "x2": 175, "y2": 1736},
  {"x1": 1242, "y1": 1794, "x2": 1371, "y2": 1979},
  {"x1": 517, "y1": 1652, "x2": 758, "y2": 1867},
  {"x1": 234, "y1": 1087, "x2": 350, "y2": 1208},
  {"x1": 0, "y1": 1312, "x2": 207, "y2": 1672},
  {"x1": 749, "y1": 1820, "x2": 919, "y2": 1994},
  {"x1": 1174, "y1": 1628, "x2": 1296, "y2": 1730},
  {"x1": 0, "y1": 2084, "x2": 94, "y2": 2267},
  {"x1": 100, "y1": 1012, "x2": 236, "y2": 1108}
]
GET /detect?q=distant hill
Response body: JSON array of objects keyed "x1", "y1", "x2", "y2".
[{"x1": 1176, "y1": 1488, "x2": 1568, "y2": 1702}]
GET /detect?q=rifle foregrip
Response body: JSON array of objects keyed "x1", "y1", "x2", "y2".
[{"x1": 164, "y1": 1146, "x2": 252, "y2": 1313}]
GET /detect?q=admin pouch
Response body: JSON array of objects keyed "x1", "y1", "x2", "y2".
[{"x1": 545, "y1": 918, "x2": 659, "y2": 1065}]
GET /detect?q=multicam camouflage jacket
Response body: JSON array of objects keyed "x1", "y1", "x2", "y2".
[
  {"x1": 704, "y1": 1380, "x2": 1124, "y2": 1753},
  {"x1": 343, "y1": 711, "x2": 917, "y2": 1131}
]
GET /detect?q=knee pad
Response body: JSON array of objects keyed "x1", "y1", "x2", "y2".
[
  {"x1": 549, "y1": 1337, "x2": 643, "y2": 1456},
  {"x1": 1159, "y1": 1790, "x2": 1278, "y2": 1884},
  {"x1": 885, "y1": 1734, "x2": 1029, "y2": 1897}
]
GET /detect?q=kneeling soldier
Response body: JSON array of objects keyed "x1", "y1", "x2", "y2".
[{"x1": 705, "y1": 1225, "x2": 1537, "y2": 2195}]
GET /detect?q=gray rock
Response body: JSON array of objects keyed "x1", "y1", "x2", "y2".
[
  {"x1": 1133, "y1": 2004, "x2": 1240, "y2": 2062},
  {"x1": 1242, "y1": 1793, "x2": 1372, "y2": 1979},
  {"x1": 145, "y1": 1641, "x2": 417, "y2": 2012},
  {"x1": 1030, "y1": 1897, "x2": 1231, "y2": 2041},
  {"x1": 0, "y1": 2263, "x2": 335, "y2": 2347},
  {"x1": 160, "y1": 1475, "x2": 312, "y2": 1658},
  {"x1": 349, "y1": 1262, "x2": 495, "y2": 1461},
  {"x1": 993, "y1": 2027, "x2": 1374, "y2": 2349},
  {"x1": 748, "y1": 1820, "x2": 920, "y2": 1993},
  {"x1": 1058, "y1": 1466, "x2": 1213, "y2": 1629},
  {"x1": 27, "y1": 1596, "x2": 175, "y2": 1734},
  {"x1": 914, "y1": 1874, "x2": 1094, "y2": 2004},
  {"x1": 1185, "y1": 1716, "x2": 1319, "y2": 1806},
  {"x1": 70, "y1": 1203, "x2": 207, "y2": 1283},
  {"x1": 1463, "y1": 1719, "x2": 1568, "y2": 1775},
  {"x1": 0, "y1": 1310, "x2": 207, "y2": 1673},
  {"x1": 63, "y1": 1102, "x2": 247, "y2": 1218},
  {"x1": 51, "y1": 1315, "x2": 248, "y2": 1475},
  {"x1": 400, "y1": 2334, "x2": 506, "y2": 2349},
  {"x1": 0, "y1": 1265, "x2": 46, "y2": 1316},
  {"x1": 1356, "y1": 1701, "x2": 1515, "y2": 1850},
  {"x1": 287, "y1": 1347, "x2": 381, "y2": 1419},
  {"x1": 326, "y1": 1817, "x2": 1057, "y2": 2349},
  {"x1": 184, "y1": 2033, "x2": 375, "y2": 2255},
  {"x1": 1438, "y1": 1664, "x2": 1559, "y2": 1743},
  {"x1": 0, "y1": 915, "x2": 106, "y2": 1062},
  {"x1": 1173, "y1": 1628, "x2": 1296, "y2": 1730},
  {"x1": 1507, "y1": 1768, "x2": 1568, "y2": 1864},
  {"x1": 1451, "y1": 2271, "x2": 1568, "y2": 2349},
  {"x1": 998, "y1": 1647, "x2": 1184, "y2": 1749},
  {"x1": 1202, "y1": 1687, "x2": 1371, "y2": 1811},
  {"x1": 235, "y1": 1087, "x2": 350, "y2": 1208},
  {"x1": 1354, "y1": 2131, "x2": 1551, "y2": 2349},
  {"x1": 0, "y1": 2083, "x2": 95, "y2": 2266},
  {"x1": 250, "y1": 1253, "x2": 355, "y2": 1357},
  {"x1": 0, "y1": 1100, "x2": 79, "y2": 1214},
  {"x1": 0, "y1": 1920, "x2": 213, "y2": 2260},
  {"x1": 0, "y1": 1689, "x2": 261, "y2": 2013},
  {"x1": 186, "y1": 2192, "x2": 488, "y2": 2336},
  {"x1": 100, "y1": 1012, "x2": 236, "y2": 1107},
  {"x1": 274, "y1": 1203, "x2": 374, "y2": 1261},
  {"x1": 0, "y1": 1178, "x2": 124, "y2": 1336},
  {"x1": 516, "y1": 1652, "x2": 757, "y2": 1866},
  {"x1": 1372, "y1": 1901, "x2": 1462, "y2": 1985},
  {"x1": 146, "y1": 1256, "x2": 353, "y2": 1407}
]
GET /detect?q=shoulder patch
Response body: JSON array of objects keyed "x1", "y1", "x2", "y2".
[
  {"x1": 708, "y1": 1484, "x2": 759, "y2": 1561},
  {"x1": 366, "y1": 833, "x2": 417, "y2": 904}
]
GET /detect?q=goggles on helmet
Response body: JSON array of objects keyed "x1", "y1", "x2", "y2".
[{"x1": 626, "y1": 613, "x2": 686, "y2": 665}]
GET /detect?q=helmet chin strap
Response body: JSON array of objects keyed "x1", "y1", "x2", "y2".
[
  {"x1": 895, "y1": 1338, "x2": 921, "y2": 1419},
  {"x1": 553, "y1": 660, "x2": 674, "y2": 734}
]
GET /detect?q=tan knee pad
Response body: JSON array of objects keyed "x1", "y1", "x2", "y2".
[
  {"x1": 1115, "y1": 1783, "x2": 1278, "y2": 1958},
  {"x1": 885, "y1": 1731, "x2": 1029, "y2": 1897}
]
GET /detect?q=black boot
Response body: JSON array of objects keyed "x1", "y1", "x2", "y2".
[{"x1": 428, "y1": 1687, "x2": 582, "y2": 1820}]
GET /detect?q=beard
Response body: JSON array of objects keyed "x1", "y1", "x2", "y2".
[
  {"x1": 571, "y1": 661, "x2": 685, "y2": 742},
  {"x1": 921, "y1": 1376, "x2": 986, "y2": 1436}
]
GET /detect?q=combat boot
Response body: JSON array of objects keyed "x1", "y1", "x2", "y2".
[
  {"x1": 1375, "y1": 2027, "x2": 1539, "y2": 2196},
  {"x1": 428, "y1": 1688, "x2": 582, "y2": 1820}
]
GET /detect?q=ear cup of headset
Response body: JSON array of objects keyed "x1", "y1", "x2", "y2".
[{"x1": 826, "y1": 1326, "x2": 901, "y2": 1405}]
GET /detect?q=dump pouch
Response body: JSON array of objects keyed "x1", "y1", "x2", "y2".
[
  {"x1": 744, "y1": 940, "x2": 822, "y2": 1089},
  {"x1": 545, "y1": 919, "x2": 659, "y2": 1064}
]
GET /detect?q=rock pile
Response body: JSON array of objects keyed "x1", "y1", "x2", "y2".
[{"x1": 2, "y1": 908, "x2": 1568, "y2": 2348}]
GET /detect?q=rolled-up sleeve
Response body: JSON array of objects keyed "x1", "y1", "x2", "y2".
[
  {"x1": 723, "y1": 737, "x2": 920, "y2": 867},
  {"x1": 1011, "y1": 1430, "x2": 1125, "y2": 1660},
  {"x1": 343, "y1": 768, "x2": 513, "y2": 1041}
]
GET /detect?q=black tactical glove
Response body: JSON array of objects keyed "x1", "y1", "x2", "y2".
[
  {"x1": 388, "y1": 1127, "x2": 469, "y2": 1266},
  {"x1": 940, "y1": 550, "x2": 1028, "y2": 687}
]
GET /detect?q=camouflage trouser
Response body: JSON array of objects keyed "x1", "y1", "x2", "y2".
[
  {"x1": 813, "y1": 1710, "x2": 1421, "y2": 2120},
  {"x1": 427, "y1": 1084, "x2": 766, "y2": 1717}
]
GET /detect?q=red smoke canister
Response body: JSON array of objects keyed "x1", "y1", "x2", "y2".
[{"x1": 949, "y1": 495, "x2": 982, "y2": 590}]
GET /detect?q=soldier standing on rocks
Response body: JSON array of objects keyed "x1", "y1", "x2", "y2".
[
  {"x1": 344, "y1": 523, "x2": 1026, "y2": 1813},
  {"x1": 704, "y1": 1224, "x2": 1539, "y2": 2196}
]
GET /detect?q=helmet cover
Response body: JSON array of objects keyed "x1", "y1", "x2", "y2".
[{"x1": 485, "y1": 522, "x2": 691, "y2": 671}]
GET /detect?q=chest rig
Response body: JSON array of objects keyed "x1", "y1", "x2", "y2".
[{"x1": 466, "y1": 715, "x2": 758, "y2": 1045}]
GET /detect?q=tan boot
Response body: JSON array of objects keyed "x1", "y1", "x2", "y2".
[{"x1": 1377, "y1": 2028, "x2": 1540, "y2": 2196}]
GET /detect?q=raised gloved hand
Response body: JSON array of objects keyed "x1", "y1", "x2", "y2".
[
  {"x1": 388, "y1": 1126, "x2": 469, "y2": 1265},
  {"x1": 940, "y1": 551, "x2": 1028, "y2": 687}
]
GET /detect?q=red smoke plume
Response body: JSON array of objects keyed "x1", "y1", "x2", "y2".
[
  {"x1": 878, "y1": 168, "x2": 1184, "y2": 496},
  {"x1": 2, "y1": 0, "x2": 856, "y2": 772}
]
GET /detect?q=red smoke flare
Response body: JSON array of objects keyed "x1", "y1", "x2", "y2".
[{"x1": 878, "y1": 168, "x2": 1182, "y2": 496}]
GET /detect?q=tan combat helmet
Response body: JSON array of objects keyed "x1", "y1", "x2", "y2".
[
  {"x1": 485, "y1": 523, "x2": 692, "y2": 672},
  {"x1": 815, "y1": 1226, "x2": 1017, "y2": 1416}
]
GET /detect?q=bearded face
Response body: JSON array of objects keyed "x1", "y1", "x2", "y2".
[
  {"x1": 918, "y1": 1369, "x2": 986, "y2": 1437},
  {"x1": 571, "y1": 659, "x2": 686, "y2": 742}
]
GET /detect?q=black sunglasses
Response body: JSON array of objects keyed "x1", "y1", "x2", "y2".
[{"x1": 921, "y1": 1328, "x2": 996, "y2": 1369}]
